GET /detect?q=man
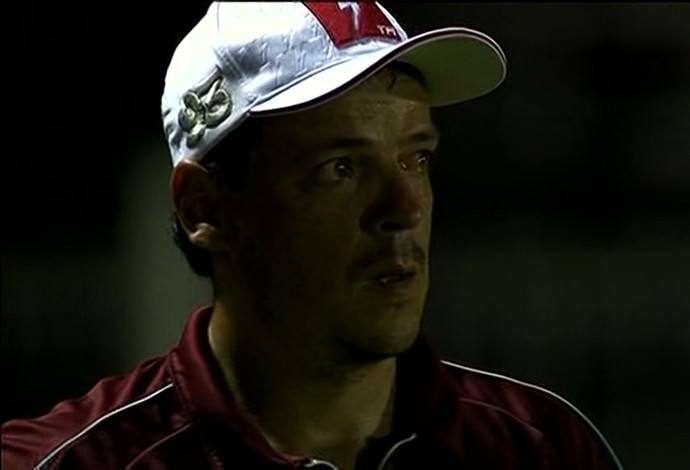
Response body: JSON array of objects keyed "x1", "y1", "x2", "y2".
[{"x1": 2, "y1": 2, "x2": 622, "y2": 469}]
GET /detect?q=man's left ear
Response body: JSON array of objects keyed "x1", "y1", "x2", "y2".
[{"x1": 170, "y1": 160, "x2": 221, "y2": 250}]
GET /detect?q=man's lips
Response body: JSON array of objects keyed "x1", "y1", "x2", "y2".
[
  {"x1": 368, "y1": 265, "x2": 418, "y2": 288},
  {"x1": 375, "y1": 272, "x2": 414, "y2": 285},
  {"x1": 347, "y1": 239, "x2": 426, "y2": 286}
]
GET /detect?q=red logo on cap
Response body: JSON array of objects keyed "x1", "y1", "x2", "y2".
[{"x1": 304, "y1": 2, "x2": 402, "y2": 48}]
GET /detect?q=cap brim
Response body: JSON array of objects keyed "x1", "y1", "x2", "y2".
[{"x1": 250, "y1": 27, "x2": 506, "y2": 115}]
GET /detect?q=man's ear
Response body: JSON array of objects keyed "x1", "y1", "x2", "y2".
[{"x1": 170, "y1": 160, "x2": 220, "y2": 250}]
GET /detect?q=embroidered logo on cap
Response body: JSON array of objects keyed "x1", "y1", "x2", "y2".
[
  {"x1": 178, "y1": 78, "x2": 233, "y2": 148},
  {"x1": 304, "y1": 1, "x2": 401, "y2": 48}
]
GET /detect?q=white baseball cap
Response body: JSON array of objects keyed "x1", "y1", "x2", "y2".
[{"x1": 162, "y1": 2, "x2": 507, "y2": 166}]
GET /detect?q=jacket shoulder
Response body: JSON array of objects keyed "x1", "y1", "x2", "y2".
[
  {"x1": 439, "y1": 359, "x2": 622, "y2": 469},
  {"x1": 1, "y1": 356, "x2": 180, "y2": 469}
]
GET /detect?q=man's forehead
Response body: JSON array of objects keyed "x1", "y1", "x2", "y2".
[{"x1": 261, "y1": 101, "x2": 436, "y2": 149}]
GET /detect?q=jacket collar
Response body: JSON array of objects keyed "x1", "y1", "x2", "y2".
[
  {"x1": 168, "y1": 305, "x2": 301, "y2": 466},
  {"x1": 394, "y1": 330, "x2": 466, "y2": 459}
]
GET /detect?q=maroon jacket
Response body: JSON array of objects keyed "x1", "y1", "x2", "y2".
[{"x1": 2, "y1": 306, "x2": 622, "y2": 469}]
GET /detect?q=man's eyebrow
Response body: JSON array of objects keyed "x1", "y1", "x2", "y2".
[{"x1": 402, "y1": 127, "x2": 440, "y2": 145}]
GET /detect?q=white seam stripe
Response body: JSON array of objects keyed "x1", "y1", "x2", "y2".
[
  {"x1": 377, "y1": 432, "x2": 417, "y2": 470},
  {"x1": 34, "y1": 383, "x2": 174, "y2": 469},
  {"x1": 440, "y1": 360, "x2": 623, "y2": 469}
]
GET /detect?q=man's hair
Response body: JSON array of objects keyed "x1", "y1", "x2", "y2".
[{"x1": 171, "y1": 62, "x2": 426, "y2": 278}]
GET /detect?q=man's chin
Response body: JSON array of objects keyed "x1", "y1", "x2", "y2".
[{"x1": 336, "y1": 324, "x2": 421, "y2": 364}]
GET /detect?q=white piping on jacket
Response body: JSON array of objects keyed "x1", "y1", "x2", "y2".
[
  {"x1": 440, "y1": 359, "x2": 623, "y2": 469},
  {"x1": 34, "y1": 382, "x2": 175, "y2": 469},
  {"x1": 377, "y1": 432, "x2": 417, "y2": 470}
]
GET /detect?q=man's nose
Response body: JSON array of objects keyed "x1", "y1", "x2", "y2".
[{"x1": 360, "y1": 175, "x2": 426, "y2": 235}]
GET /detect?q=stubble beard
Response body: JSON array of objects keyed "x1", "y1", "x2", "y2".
[{"x1": 234, "y1": 231, "x2": 426, "y2": 380}]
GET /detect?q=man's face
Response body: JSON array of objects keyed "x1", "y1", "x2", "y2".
[{"x1": 216, "y1": 68, "x2": 437, "y2": 362}]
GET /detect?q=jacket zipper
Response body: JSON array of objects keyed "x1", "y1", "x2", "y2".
[
  {"x1": 299, "y1": 432, "x2": 417, "y2": 470},
  {"x1": 302, "y1": 458, "x2": 339, "y2": 469}
]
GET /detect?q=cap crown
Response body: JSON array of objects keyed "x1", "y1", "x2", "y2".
[{"x1": 162, "y1": 2, "x2": 408, "y2": 166}]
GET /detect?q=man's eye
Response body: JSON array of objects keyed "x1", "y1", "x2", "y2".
[
  {"x1": 417, "y1": 151, "x2": 433, "y2": 169},
  {"x1": 402, "y1": 151, "x2": 434, "y2": 173},
  {"x1": 319, "y1": 158, "x2": 354, "y2": 180}
]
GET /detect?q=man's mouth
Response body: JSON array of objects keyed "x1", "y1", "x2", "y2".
[
  {"x1": 375, "y1": 271, "x2": 415, "y2": 287},
  {"x1": 367, "y1": 265, "x2": 420, "y2": 292}
]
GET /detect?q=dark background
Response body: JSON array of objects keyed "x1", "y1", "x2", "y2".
[{"x1": 3, "y1": 3, "x2": 689, "y2": 468}]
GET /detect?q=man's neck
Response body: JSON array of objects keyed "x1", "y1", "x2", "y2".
[{"x1": 207, "y1": 303, "x2": 398, "y2": 469}]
